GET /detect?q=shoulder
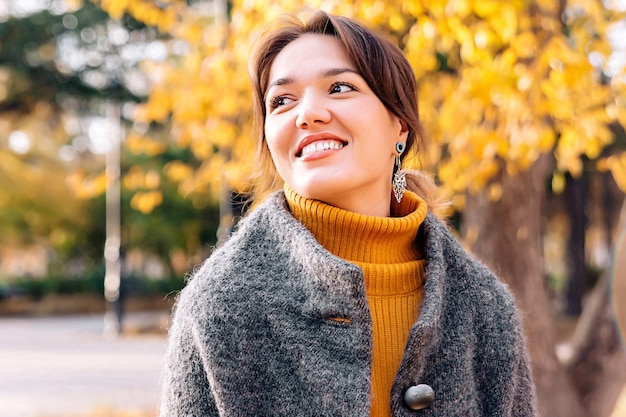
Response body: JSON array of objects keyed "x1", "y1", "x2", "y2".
[
  {"x1": 421, "y1": 212, "x2": 521, "y2": 326},
  {"x1": 180, "y1": 192, "x2": 297, "y2": 294},
  {"x1": 418, "y1": 214, "x2": 529, "y2": 386},
  {"x1": 175, "y1": 191, "x2": 346, "y2": 315},
  {"x1": 418, "y1": 217, "x2": 536, "y2": 415}
]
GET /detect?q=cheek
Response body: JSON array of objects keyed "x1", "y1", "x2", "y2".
[
  {"x1": 264, "y1": 120, "x2": 290, "y2": 156},
  {"x1": 264, "y1": 131, "x2": 280, "y2": 158},
  {"x1": 264, "y1": 136, "x2": 288, "y2": 175}
]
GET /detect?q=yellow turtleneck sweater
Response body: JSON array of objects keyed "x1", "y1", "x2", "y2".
[{"x1": 285, "y1": 185, "x2": 428, "y2": 417}]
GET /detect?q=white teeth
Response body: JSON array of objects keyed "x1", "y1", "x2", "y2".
[{"x1": 300, "y1": 140, "x2": 344, "y2": 156}]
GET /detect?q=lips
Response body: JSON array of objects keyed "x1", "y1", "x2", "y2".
[{"x1": 296, "y1": 134, "x2": 347, "y2": 158}]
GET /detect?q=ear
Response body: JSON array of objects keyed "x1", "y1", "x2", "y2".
[{"x1": 397, "y1": 119, "x2": 409, "y2": 141}]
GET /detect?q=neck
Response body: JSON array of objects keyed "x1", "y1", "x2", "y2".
[
  {"x1": 284, "y1": 184, "x2": 427, "y2": 263},
  {"x1": 298, "y1": 183, "x2": 394, "y2": 217}
]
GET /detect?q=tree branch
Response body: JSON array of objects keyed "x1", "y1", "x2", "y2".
[{"x1": 563, "y1": 198, "x2": 626, "y2": 417}]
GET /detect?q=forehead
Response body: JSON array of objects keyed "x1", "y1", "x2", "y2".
[{"x1": 268, "y1": 34, "x2": 356, "y2": 82}]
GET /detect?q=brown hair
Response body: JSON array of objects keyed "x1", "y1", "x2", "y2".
[{"x1": 248, "y1": 10, "x2": 448, "y2": 215}]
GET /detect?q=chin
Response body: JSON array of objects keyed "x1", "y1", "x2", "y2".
[{"x1": 293, "y1": 182, "x2": 342, "y2": 203}]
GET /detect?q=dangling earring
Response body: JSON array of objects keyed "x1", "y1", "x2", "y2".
[{"x1": 393, "y1": 142, "x2": 406, "y2": 203}]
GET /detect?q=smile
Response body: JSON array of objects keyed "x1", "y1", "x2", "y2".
[{"x1": 297, "y1": 140, "x2": 345, "y2": 157}]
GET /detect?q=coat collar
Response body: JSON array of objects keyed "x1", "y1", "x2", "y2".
[{"x1": 244, "y1": 191, "x2": 451, "y2": 353}]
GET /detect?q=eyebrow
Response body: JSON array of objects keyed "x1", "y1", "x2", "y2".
[{"x1": 266, "y1": 67, "x2": 360, "y2": 92}]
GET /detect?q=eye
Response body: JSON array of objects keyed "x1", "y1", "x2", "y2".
[
  {"x1": 268, "y1": 95, "x2": 294, "y2": 111},
  {"x1": 330, "y1": 82, "x2": 357, "y2": 94}
]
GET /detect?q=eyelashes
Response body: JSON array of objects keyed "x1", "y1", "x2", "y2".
[
  {"x1": 267, "y1": 82, "x2": 359, "y2": 111},
  {"x1": 330, "y1": 81, "x2": 357, "y2": 94},
  {"x1": 269, "y1": 95, "x2": 290, "y2": 110}
]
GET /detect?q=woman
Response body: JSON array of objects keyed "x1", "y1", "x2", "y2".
[{"x1": 160, "y1": 10, "x2": 537, "y2": 417}]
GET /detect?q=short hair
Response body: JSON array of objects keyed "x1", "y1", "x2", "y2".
[{"x1": 248, "y1": 10, "x2": 426, "y2": 202}]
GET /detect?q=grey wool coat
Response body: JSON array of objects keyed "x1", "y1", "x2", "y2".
[{"x1": 159, "y1": 191, "x2": 537, "y2": 417}]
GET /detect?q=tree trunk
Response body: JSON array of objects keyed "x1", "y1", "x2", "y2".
[
  {"x1": 565, "y1": 174, "x2": 587, "y2": 316},
  {"x1": 565, "y1": 199, "x2": 626, "y2": 416},
  {"x1": 462, "y1": 157, "x2": 587, "y2": 417},
  {"x1": 462, "y1": 158, "x2": 626, "y2": 417}
]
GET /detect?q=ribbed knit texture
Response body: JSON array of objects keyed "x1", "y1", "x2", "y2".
[{"x1": 285, "y1": 185, "x2": 428, "y2": 417}]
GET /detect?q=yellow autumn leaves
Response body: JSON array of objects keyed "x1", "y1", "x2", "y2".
[{"x1": 92, "y1": 0, "x2": 626, "y2": 212}]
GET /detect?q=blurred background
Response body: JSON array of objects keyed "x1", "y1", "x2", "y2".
[{"x1": 0, "y1": 0, "x2": 625, "y2": 416}]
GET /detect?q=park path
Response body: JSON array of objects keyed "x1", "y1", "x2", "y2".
[
  {"x1": 0, "y1": 312, "x2": 169, "y2": 417},
  {"x1": 4, "y1": 311, "x2": 624, "y2": 417}
]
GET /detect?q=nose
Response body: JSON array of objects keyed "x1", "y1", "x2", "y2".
[{"x1": 295, "y1": 91, "x2": 331, "y2": 129}]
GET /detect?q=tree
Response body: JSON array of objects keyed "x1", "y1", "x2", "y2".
[
  {"x1": 0, "y1": 0, "x2": 140, "y2": 259},
  {"x1": 120, "y1": 145, "x2": 221, "y2": 276},
  {"x1": 560, "y1": 192, "x2": 626, "y2": 417},
  {"x1": 0, "y1": 0, "x2": 218, "y2": 279},
  {"x1": 94, "y1": 0, "x2": 626, "y2": 415}
]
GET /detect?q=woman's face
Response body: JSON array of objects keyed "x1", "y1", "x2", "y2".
[{"x1": 264, "y1": 34, "x2": 407, "y2": 216}]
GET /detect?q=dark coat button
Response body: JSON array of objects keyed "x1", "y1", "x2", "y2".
[{"x1": 403, "y1": 384, "x2": 435, "y2": 410}]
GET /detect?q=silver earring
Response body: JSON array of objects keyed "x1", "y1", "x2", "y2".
[{"x1": 393, "y1": 142, "x2": 406, "y2": 203}]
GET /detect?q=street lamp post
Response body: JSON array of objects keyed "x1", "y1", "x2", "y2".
[{"x1": 103, "y1": 101, "x2": 122, "y2": 338}]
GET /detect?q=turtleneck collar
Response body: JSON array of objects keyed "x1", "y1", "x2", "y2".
[{"x1": 284, "y1": 185, "x2": 427, "y2": 264}]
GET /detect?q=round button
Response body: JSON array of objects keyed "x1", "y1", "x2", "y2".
[{"x1": 403, "y1": 384, "x2": 435, "y2": 410}]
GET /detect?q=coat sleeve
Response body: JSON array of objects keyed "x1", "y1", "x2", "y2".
[
  {"x1": 159, "y1": 289, "x2": 219, "y2": 417},
  {"x1": 481, "y1": 287, "x2": 538, "y2": 417},
  {"x1": 508, "y1": 317, "x2": 538, "y2": 417}
]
